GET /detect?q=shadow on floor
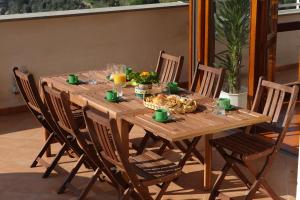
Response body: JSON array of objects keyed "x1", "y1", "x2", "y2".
[
  {"x1": 0, "y1": 172, "x2": 117, "y2": 200},
  {"x1": 0, "y1": 111, "x2": 41, "y2": 135}
]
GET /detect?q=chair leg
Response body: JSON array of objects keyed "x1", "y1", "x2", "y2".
[
  {"x1": 178, "y1": 137, "x2": 201, "y2": 168},
  {"x1": 245, "y1": 179, "x2": 261, "y2": 200},
  {"x1": 183, "y1": 139, "x2": 204, "y2": 164},
  {"x1": 78, "y1": 168, "x2": 102, "y2": 200},
  {"x1": 209, "y1": 162, "x2": 232, "y2": 200},
  {"x1": 43, "y1": 143, "x2": 67, "y2": 178},
  {"x1": 31, "y1": 132, "x2": 55, "y2": 168},
  {"x1": 231, "y1": 164, "x2": 252, "y2": 189},
  {"x1": 136, "y1": 133, "x2": 151, "y2": 155},
  {"x1": 155, "y1": 181, "x2": 171, "y2": 200},
  {"x1": 156, "y1": 141, "x2": 169, "y2": 155},
  {"x1": 57, "y1": 154, "x2": 85, "y2": 194},
  {"x1": 260, "y1": 179, "x2": 281, "y2": 200},
  {"x1": 121, "y1": 187, "x2": 133, "y2": 200}
]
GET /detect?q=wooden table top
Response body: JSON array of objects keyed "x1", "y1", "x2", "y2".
[
  {"x1": 41, "y1": 70, "x2": 271, "y2": 141},
  {"x1": 120, "y1": 97, "x2": 271, "y2": 141},
  {"x1": 41, "y1": 70, "x2": 155, "y2": 117}
]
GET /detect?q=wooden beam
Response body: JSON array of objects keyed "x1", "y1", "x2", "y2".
[
  {"x1": 248, "y1": 0, "x2": 268, "y2": 102},
  {"x1": 188, "y1": 0, "x2": 194, "y2": 86},
  {"x1": 278, "y1": 21, "x2": 300, "y2": 32}
]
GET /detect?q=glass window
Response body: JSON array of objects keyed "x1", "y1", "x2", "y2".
[{"x1": 0, "y1": 0, "x2": 188, "y2": 15}]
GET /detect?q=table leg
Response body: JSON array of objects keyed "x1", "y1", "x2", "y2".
[
  {"x1": 204, "y1": 134, "x2": 212, "y2": 190},
  {"x1": 44, "y1": 129, "x2": 52, "y2": 157},
  {"x1": 117, "y1": 118, "x2": 130, "y2": 158}
]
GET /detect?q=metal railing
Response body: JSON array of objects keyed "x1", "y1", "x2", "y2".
[{"x1": 279, "y1": 1, "x2": 300, "y2": 14}]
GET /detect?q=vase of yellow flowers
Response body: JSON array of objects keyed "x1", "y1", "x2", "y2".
[{"x1": 129, "y1": 71, "x2": 159, "y2": 98}]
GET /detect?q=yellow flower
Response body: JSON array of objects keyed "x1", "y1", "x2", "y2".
[{"x1": 140, "y1": 72, "x2": 150, "y2": 76}]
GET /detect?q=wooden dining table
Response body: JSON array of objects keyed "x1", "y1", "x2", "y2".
[{"x1": 41, "y1": 70, "x2": 271, "y2": 190}]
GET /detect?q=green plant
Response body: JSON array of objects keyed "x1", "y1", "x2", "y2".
[
  {"x1": 128, "y1": 71, "x2": 159, "y2": 85},
  {"x1": 215, "y1": 0, "x2": 250, "y2": 93}
]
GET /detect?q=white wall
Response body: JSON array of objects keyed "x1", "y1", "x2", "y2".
[{"x1": 0, "y1": 4, "x2": 189, "y2": 109}]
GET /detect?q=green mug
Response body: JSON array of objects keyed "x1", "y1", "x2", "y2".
[
  {"x1": 68, "y1": 74, "x2": 78, "y2": 84},
  {"x1": 106, "y1": 90, "x2": 118, "y2": 100},
  {"x1": 168, "y1": 82, "x2": 179, "y2": 94},
  {"x1": 155, "y1": 109, "x2": 168, "y2": 121},
  {"x1": 218, "y1": 98, "x2": 231, "y2": 110}
]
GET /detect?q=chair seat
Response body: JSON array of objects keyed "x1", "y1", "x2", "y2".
[
  {"x1": 130, "y1": 150, "x2": 181, "y2": 182},
  {"x1": 211, "y1": 133, "x2": 274, "y2": 160}
]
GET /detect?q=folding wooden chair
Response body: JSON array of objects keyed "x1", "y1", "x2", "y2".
[
  {"x1": 155, "y1": 50, "x2": 184, "y2": 83},
  {"x1": 42, "y1": 84, "x2": 107, "y2": 200},
  {"x1": 137, "y1": 64, "x2": 225, "y2": 158},
  {"x1": 13, "y1": 67, "x2": 74, "y2": 178},
  {"x1": 83, "y1": 106, "x2": 182, "y2": 200},
  {"x1": 209, "y1": 77, "x2": 299, "y2": 200},
  {"x1": 133, "y1": 50, "x2": 184, "y2": 154}
]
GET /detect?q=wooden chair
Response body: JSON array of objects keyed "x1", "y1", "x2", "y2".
[
  {"x1": 133, "y1": 50, "x2": 184, "y2": 154},
  {"x1": 190, "y1": 63, "x2": 225, "y2": 98},
  {"x1": 156, "y1": 50, "x2": 184, "y2": 83},
  {"x1": 209, "y1": 77, "x2": 299, "y2": 200},
  {"x1": 42, "y1": 84, "x2": 106, "y2": 200},
  {"x1": 83, "y1": 106, "x2": 182, "y2": 200},
  {"x1": 13, "y1": 67, "x2": 72, "y2": 178}
]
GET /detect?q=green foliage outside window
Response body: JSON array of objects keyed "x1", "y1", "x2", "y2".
[{"x1": 0, "y1": 0, "x2": 184, "y2": 15}]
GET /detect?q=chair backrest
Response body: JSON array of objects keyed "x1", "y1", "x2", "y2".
[
  {"x1": 42, "y1": 84, "x2": 78, "y2": 136},
  {"x1": 155, "y1": 50, "x2": 184, "y2": 83},
  {"x1": 13, "y1": 67, "x2": 44, "y2": 114},
  {"x1": 190, "y1": 64, "x2": 225, "y2": 98},
  {"x1": 83, "y1": 107, "x2": 122, "y2": 167},
  {"x1": 13, "y1": 67, "x2": 58, "y2": 133},
  {"x1": 83, "y1": 107, "x2": 144, "y2": 194},
  {"x1": 252, "y1": 77, "x2": 299, "y2": 147}
]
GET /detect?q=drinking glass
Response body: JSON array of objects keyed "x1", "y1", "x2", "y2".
[
  {"x1": 113, "y1": 64, "x2": 127, "y2": 97},
  {"x1": 113, "y1": 65, "x2": 126, "y2": 85},
  {"x1": 88, "y1": 70, "x2": 97, "y2": 85},
  {"x1": 114, "y1": 83, "x2": 123, "y2": 97},
  {"x1": 105, "y1": 63, "x2": 114, "y2": 80},
  {"x1": 213, "y1": 101, "x2": 226, "y2": 115},
  {"x1": 160, "y1": 82, "x2": 170, "y2": 94}
]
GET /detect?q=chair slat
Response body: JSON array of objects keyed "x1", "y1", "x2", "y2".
[
  {"x1": 273, "y1": 91, "x2": 285, "y2": 123},
  {"x1": 263, "y1": 88, "x2": 274, "y2": 116},
  {"x1": 207, "y1": 73, "x2": 216, "y2": 98},
  {"x1": 268, "y1": 89, "x2": 280, "y2": 119},
  {"x1": 199, "y1": 70, "x2": 208, "y2": 95},
  {"x1": 203, "y1": 72, "x2": 212, "y2": 96}
]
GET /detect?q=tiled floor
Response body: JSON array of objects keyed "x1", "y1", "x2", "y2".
[{"x1": 0, "y1": 112, "x2": 298, "y2": 200}]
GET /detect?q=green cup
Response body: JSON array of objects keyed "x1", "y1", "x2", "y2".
[
  {"x1": 68, "y1": 74, "x2": 78, "y2": 84},
  {"x1": 106, "y1": 90, "x2": 118, "y2": 101},
  {"x1": 218, "y1": 98, "x2": 231, "y2": 110},
  {"x1": 154, "y1": 109, "x2": 168, "y2": 121},
  {"x1": 168, "y1": 82, "x2": 179, "y2": 94}
]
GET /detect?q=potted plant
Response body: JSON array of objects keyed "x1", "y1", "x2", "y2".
[
  {"x1": 129, "y1": 71, "x2": 159, "y2": 98},
  {"x1": 214, "y1": 0, "x2": 250, "y2": 108}
]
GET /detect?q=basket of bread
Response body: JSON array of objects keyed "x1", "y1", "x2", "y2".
[{"x1": 144, "y1": 94, "x2": 197, "y2": 114}]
